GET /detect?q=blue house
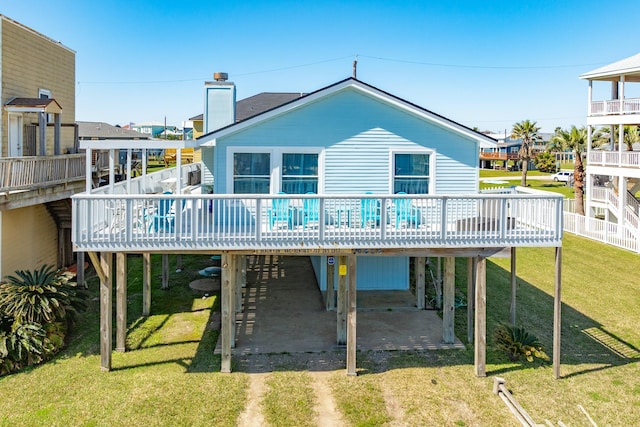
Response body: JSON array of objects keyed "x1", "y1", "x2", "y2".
[
  {"x1": 73, "y1": 75, "x2": 564, "y2": 378},
  {"x1": 197, "y1": 77, "x2": 497, "y2": 294}
]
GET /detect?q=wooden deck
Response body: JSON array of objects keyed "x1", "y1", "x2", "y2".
[{"x1": 72, "y1": 191, "x2": 563, "y2": 253}]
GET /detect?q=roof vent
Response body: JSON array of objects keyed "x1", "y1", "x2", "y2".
[{"x1": 213, "y1": 72, "x2": 228, "y2": 82}]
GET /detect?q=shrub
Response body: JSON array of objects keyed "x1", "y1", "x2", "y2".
[
  {"x1": 533, "y1": 151, "x2": 557, "y2": 173},
  {"x1": 0, "y1": 265, "x2": 87, "y2": 326},
  {"x1": 0, "y1": 315, "x2": 46, "y2": 375},
  {"x1": 493, "y1": 323, "x2": 545, "y2": 362}
]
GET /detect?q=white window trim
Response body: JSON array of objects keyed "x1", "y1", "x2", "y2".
[
  {"x1": 226, "y1": 146, "x2": 324, "y2": 194},
  {"x1": 389, "y1": 149, "x2": 435, "y2": 194}
]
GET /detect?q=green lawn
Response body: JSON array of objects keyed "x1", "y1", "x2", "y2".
[
  {"x1": 1, "y1": 235, "x2": 639, "y2": 425},
  {"x1": 481, "y1": 179, "x2": 575, "y2": 198}
]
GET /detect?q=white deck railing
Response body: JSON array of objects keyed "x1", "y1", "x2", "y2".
[
  {"x1": 72, "y1": 191, "x2": 563, "y2": 252},
  {"x1": 590, "y1": 98, "x2": 640, "y2": 116},
  {"x1": 588, "y1": 150, "x2": 640, "y2": 168}
]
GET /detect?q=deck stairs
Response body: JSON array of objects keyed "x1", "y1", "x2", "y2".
[{"x1": 600, "y1": 183, "x2": 640, "y2": 229}]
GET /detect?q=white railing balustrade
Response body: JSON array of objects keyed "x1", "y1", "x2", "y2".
[
  {"x1": 589, "y1": 150, "x2": 640, "y2": 168},
  {"x1": 72, "y1": 192, "x2": 563, "y2": 252},
  {"x1": 590, "y1": 98, "x2": 640, "y2": 116}
]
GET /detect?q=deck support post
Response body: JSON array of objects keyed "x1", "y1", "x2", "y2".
[
  {"x1": 415, "y1": 257, "x2": 425, "y2": 309},
  {"x1": 436, "y1": 257, "x2": 442, "y2": 308},
  {"x1": 115, "y1": 253, "x2": 127, "y2": 352},
  {"x1": 474, "y1": 257, "x2": 487, "y2": 377},
  {"x1": 326, "y1": 256, "x2": 336, "y2": 311},
  {"x1": 235, "y1": 255, "x2": 244, "y2": 314},
  {"x1": 467, "y1": 257, "x2": 476, "y2": 344},
  {"x1": 176, "y1": 254, "x2": 183, "y2": 272},
  {"x1": 221, "y1": 253, "x2": 235, "y2": 373},
  {"x1": 161, "y1": 254, "x2": 169, "y2": 289},
  {"x1": 553, "y1": 247, "x2": 562, "y2": 379},
  {"x1": 443, "y1": 257, "x2": 455, "y2": 344},
  {"x1": 336, "y1": 255, "x2": 347, "y2": 346},
  {"x1": 99, "y1": 252, "x2": 113, "y2": 371},
  {"x1": 142, "y1": 253, "x2": 151, "y2": 316},
  {"x1": 346, "y1": 254, "x2": 357, "y2": 376},
  {"x1": 510, "y1": 247, "x2": 517, "y2": 325},
  {"x1": 77, "y1": 251, "x2": 86, "y2": 288}
]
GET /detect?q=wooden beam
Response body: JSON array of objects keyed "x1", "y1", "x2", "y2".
[
  {"x1": 99, "y1": 252, "x2": 113, "y2": 371},
  {"x1": 467, "y1": 257, "x2": 476, "y2": 344},
  {"x1": 230, "y1": 255, "x2": 237, "y2": 349},
  {"x1": 474, "y1": 257, "x2": 487, "y2": 377},
  {"x1": 415, "y1": 257, "x2": 425, "y2": 309},
  {"x1": 336, "y1": 255, "x2": 347, "y2": 346},
  {"x1": 510, "y1": 247, "x2": 517, "y2": 326},
  {"x1": 176, "y1": 254, "x2": 183, "y2": 272},
  {"x1": 162, "y1": 254, "x2": 169, "y2": 289},
  {"x1": 553, "y1": 247, "x2": 562, "y2": 379},
  {"x1": 346, "y1": 254, "x2": 357, "y2": 376},
  {"x1": 87, "y1": 251, "x2": 107, "y2": 284},
  {"x1": 220, "y1": 253, "x2": 234, "y2": 373},
  {"x1": 326, "y1": 256, "x2": 336, "y2": 311},
  {"x1": 443, "y1": 257, "x2": 456, "y2": 344},
  {"x1": 142, "y1": 253, "x2": 151, "y2": 316},
  {"x1": 115, "y1": 253, "x2": 127, "y2": 352}
]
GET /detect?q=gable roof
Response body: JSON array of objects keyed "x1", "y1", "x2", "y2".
[
  {"x1": 5, "y1": 97, "x2": 62, "y2": 114},
  {"x1": 198, "y1": 78, "x2": 497, "y2": 147},
  {"x1": 77, "y1": 121, "x2": 151, "y2": 140},
  {"x1": 580, "y1": 52, "x2": 640, "y2": 82}
]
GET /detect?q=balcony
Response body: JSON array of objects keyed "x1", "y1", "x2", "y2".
[
  {"x1": 589, "y1": 98, "x2": 640, "y2": 119},
  {"x1": 0, "y1": 154, "x2": 85, "y2": 192},
  {"x1": 72, "y1": 187, "x2": 563, "y2": 253},
  {"x1": 588, "y1": 150, "x2": 640, "y2": 168}
]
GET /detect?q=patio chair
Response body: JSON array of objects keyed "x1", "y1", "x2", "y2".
[
  {"x1": 302, "y1": 192, "x2": 320, "y2": 228},
  {"x1": 148, "y1": 192, "x2": 175, "y2": 233},
  {"x1": 394, "y1": 192, "x2": 421, "y2": 228},
  {"x1": 361, "y1": 192, "x2": 381, "y2": 227},
  {"x1": 268, "y1": 192, "x2": 292, "y2": 230}
]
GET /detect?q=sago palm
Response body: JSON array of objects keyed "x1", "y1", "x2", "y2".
[
  {"x1": 0, "y1": 265, "x2": 86, "y2": 325},
  {"x1": 511, "y1": 120, "x2": 541, "y2": 186}
]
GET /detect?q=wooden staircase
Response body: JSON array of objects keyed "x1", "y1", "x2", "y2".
[{"x1": 45, "y1": 199, "x2": 74, "y2": 267}]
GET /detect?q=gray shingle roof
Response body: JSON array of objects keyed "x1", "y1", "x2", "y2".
[
  {"x1": 189, "y1": 92, "x2": 306, "y2": 124},
  {"x1": 77, "y1": 121, "x2": 150, "y2": 139}
]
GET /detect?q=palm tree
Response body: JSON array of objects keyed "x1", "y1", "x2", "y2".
[
  {"x1": 595, "y1": 125, "x2": 640, "y2": 151},
  {"x1": 550, "y1": 126, "x2": 588, "y2": 215},
  {"x1": 511, "y1": 120, "x2": 541, "y2": 186}
]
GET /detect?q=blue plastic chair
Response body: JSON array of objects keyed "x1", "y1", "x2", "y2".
[
  {"x1": 394, "y1": 192, "x2": 421, "y2": 228},
  {"x1": 148, "y1": 192, "x2": 175, "y2": 232},
  {"x1": 302, "y1": 192, "x2": 320, "y2": 228},
  {"x1": 361, "y1": 192, "x2": 381, "y2": 227},
  {"x1": 269, "y1": 192, "x2": 292, "y2": 229}
]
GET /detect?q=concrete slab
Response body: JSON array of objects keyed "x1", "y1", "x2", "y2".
[{"x1": 217, "y1": 255, "x2": 465, "y2": 355}]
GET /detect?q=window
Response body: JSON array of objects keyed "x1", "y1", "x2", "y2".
[
  {"x1": 281, "y1": 153, "x2": 318, "y2": 194},
  {"x1": 233, "y1": 153, "x2": 270, "y2": 193},
  {"x1": 393, "y1": 153, "x2": 430, "y2": 194}
]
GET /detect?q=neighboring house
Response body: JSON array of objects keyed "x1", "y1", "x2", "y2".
[
  {"x1": 73, "y1": 76, "x2": 564, "y2": 377},
  {"x1": 131, "y1": 121, "x2": 177, "y2": 138},
  {"x1": 0, "y1": 15, "x2": 82, "y2": 277},
  {"x1": 78, "y1": 121, "x2": 150, "y2": 141},
  {"x1": 78, "y1": 121, "x2": 151, "y2": 179},
  {"x1": 479, "y1": 132, "x2": 552, "y2": 170},
  {"x1": 580, "y1": 53, "x2": 640, "y2": 235}
]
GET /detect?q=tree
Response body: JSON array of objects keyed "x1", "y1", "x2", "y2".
[
  {"x1": 533, "y1": 151, "x2": 557, "y2": 173},
  {"x1": 511, "y1": 120, "x2": 541, "y2": 186},
  {"x1": 595, "y1": 125, "x2": 640, "y2": 151},
  {"x1": 550, "y1": 126, "x2": 588, "y2": 215}
]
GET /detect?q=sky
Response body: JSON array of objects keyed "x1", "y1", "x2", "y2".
[{"x1": 2, "y1": 0, "x2": 639, "y2": 134}]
